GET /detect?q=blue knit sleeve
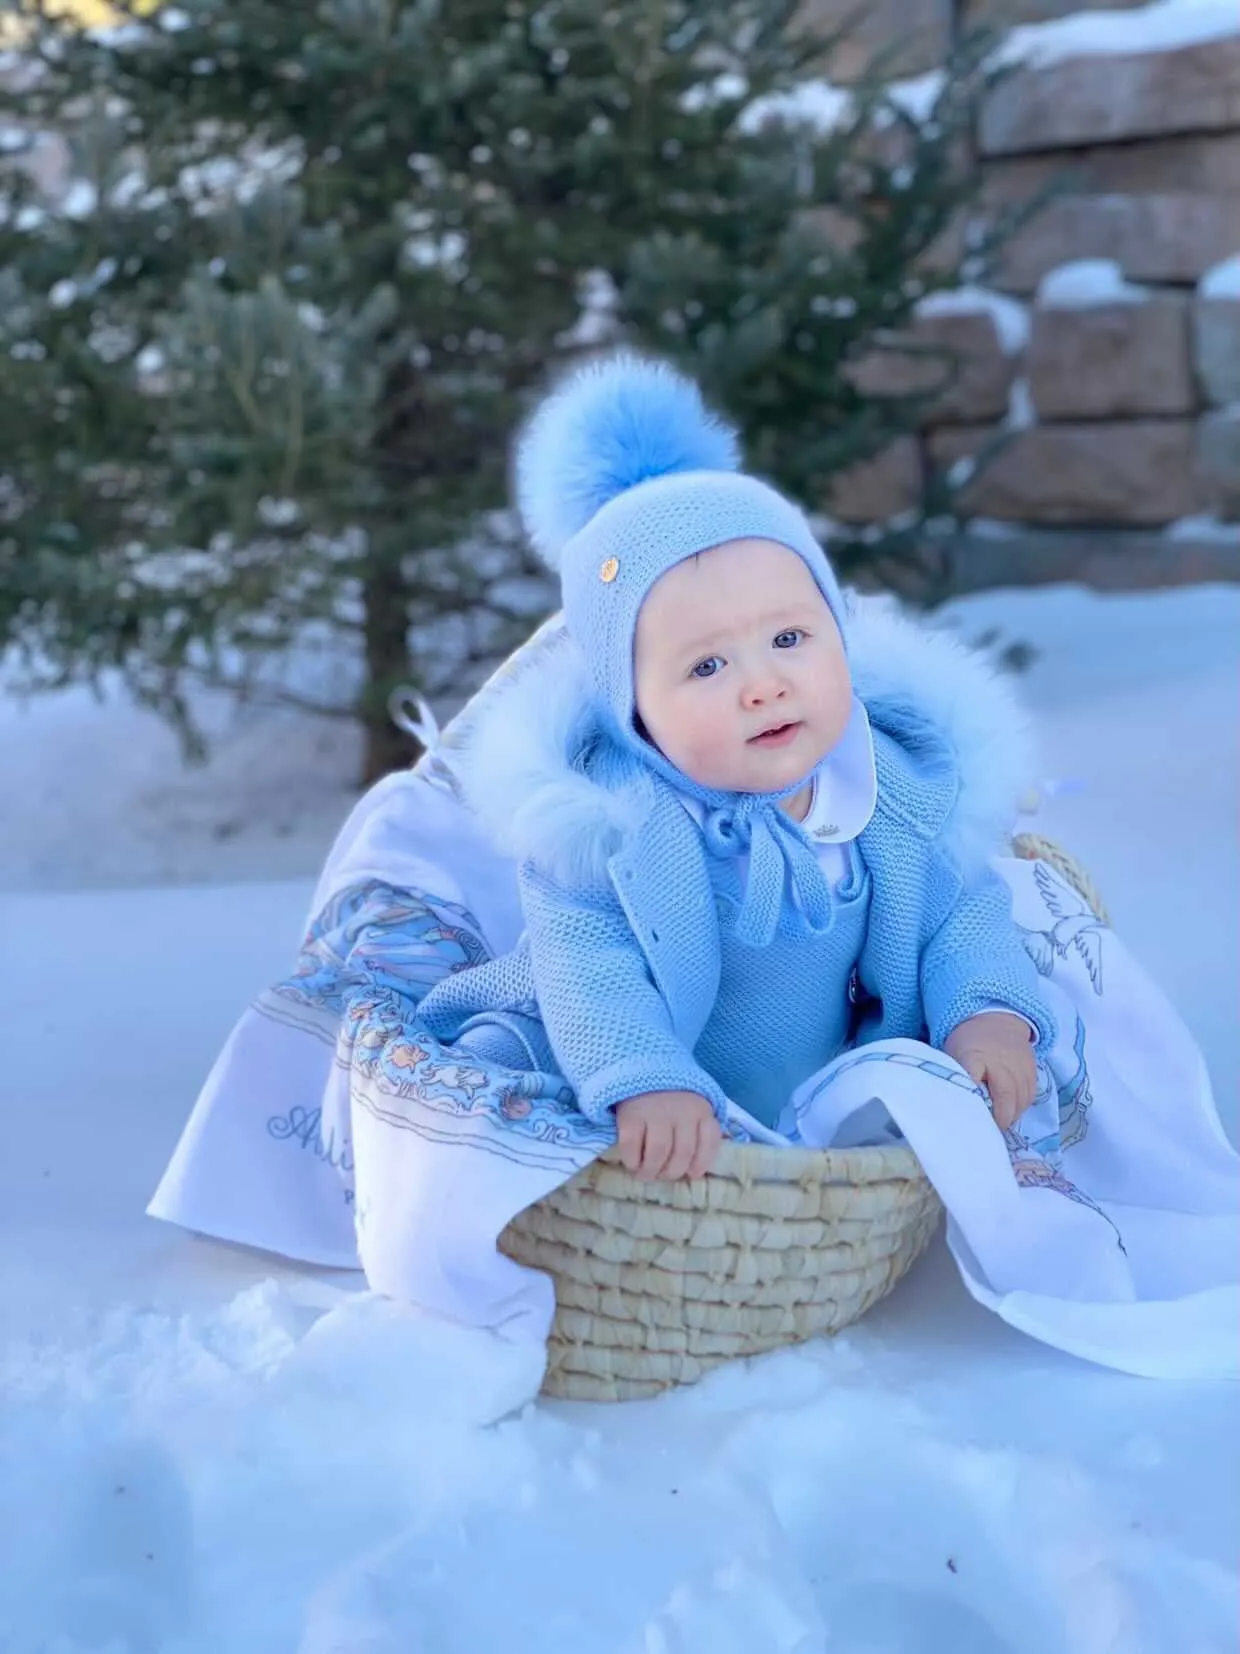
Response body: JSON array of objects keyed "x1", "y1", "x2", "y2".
[
  {"x1": 919, "y1": 861, "x2": 1057, "y2": 1052},
  {"x1": 518, "y1": 864, "x2": 729, "y2": 1125}
]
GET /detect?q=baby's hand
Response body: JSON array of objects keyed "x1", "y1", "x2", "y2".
[
  {"x1": 615, "y1": 1091, "x2": 721, "y2": 1181},
  {"x1": 943, "y1": 1012, "x2": 1037, "y2": 1133}
]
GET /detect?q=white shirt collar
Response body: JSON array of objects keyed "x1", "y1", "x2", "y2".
[
  {"x1": 799, "y1": 697, "x2": 878, "y2": 844},
  {"x1": 675, "y1": 696, "x2": 878, "y2": 845}
]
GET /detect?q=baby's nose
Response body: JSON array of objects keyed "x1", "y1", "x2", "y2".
[{"x1": 741, "y1": 676, "x2": 788, "y2": 708}]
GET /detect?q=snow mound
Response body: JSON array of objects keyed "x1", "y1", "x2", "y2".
[
  {"x1": 883, "y1": 69, "x2": 946, "y2": 125},
  {"x1": 740, "y1": 68, "x2": 944, "y2": 137},
  {"x1": 1200, "y1": 255, "x2": 1240, "y2": 300},
  {"x1": 738, "y1": 79, "x2": 851, "y2": 135},
  {"x1": 1001, "y1": 0, "x2": 1239, "y2": 67},
  {"x1": 1167, "y1": 514, "x2": 1240, "y2": 543},
  {"x1": 1036, "y1": 259, "x2": 1150, "y2": 309},
  {"x1": 916, "y1": 286, "x2": 1031, "y2": 355}
]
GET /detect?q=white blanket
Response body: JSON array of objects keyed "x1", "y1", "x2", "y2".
[{"x1": 149, "y1": 769, "x2": 1240, "y2": 1381}]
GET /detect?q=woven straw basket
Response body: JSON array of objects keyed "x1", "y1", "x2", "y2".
[{"x1": 499, "y1": 834, "x2": 1108, "y2": 1402}]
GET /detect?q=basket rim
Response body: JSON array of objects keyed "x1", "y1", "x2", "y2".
[{"x1": 594, "y1": 1136, "x2": 924, "y2": 1187}]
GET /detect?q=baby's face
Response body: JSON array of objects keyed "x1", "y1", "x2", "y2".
[{"x1": 633, "y1": 538, "x2": 852, "y2": 796}]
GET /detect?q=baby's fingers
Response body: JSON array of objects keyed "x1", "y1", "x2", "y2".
[
  {"x1": 986, "y1": 1062, "x2": 1023, "y2": 1132},
  {"x1": 660, "y1": 1120, "x2": 700, "y2": 1182},
  {"x1": 953, "y1": 1048, "x2": 989, "y2": 1092},
  {"x1": 617, "y1": 1109, "x2": 645, "y2": 1174},
  {"x1": 637, "y1": 1115, "x2": 674, "y2": 1180},
  {"x1": 687, "y1": 1114, "x2": 722, "y2": 1180}
]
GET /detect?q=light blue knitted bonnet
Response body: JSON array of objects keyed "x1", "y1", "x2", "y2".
[
  {"x1": 513, "y1": 352, "x2": 852, "y2": 947},
  {"x1": 514, "y1": 351, "x2": 847, "y2": 745}
]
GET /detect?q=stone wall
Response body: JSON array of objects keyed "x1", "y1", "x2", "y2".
[
  {"x1": 800, "y1": 0, "x2": 1240, "y2": 588},
  {"x1": 9, "y1": 4, "x2": 1239, "y2": 602}
]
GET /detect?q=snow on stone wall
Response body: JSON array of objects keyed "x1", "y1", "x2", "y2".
[{"x1": 801, "y1": 0, "x2": 1240, "y2": 587}]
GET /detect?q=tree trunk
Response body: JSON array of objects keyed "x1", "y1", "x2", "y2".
[{"x1": 360, "y1": 556, "x2": 418, "y2": 785}]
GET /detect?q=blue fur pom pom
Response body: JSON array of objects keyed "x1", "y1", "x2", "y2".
[{"x1": 514, "y1": 353, "x2": 741, "y2": 568}]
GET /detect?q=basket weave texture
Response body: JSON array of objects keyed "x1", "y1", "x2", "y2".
[{"x1": 500, "y1": 837, "x2": 1104, "y2": 1402}]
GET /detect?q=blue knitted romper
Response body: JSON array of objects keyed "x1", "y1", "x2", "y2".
[
  {"x1": 440, "y1": 841, "x2": 871, "y2": 1130},
  {"x1": 693, "y1": 847, "x2": 871, "y2": 1128}
]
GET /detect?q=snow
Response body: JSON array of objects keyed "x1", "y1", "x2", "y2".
[
  {"x1": 916, "y1": 286, "x2": 1031, "y2": 355},
  {"x1": 556, "y1": 268, "x2": 620, "y2": 350},
  {"x1": 999, "y1": 0, "x2": 1239, "y2": 67},
  {"x1": 883, "y1": 69, "x2": 946, "y2": 126},
  {"x1": 1006, "y1": 376, "x2": 1036, "y2": 430},
  {"x1": 1167, "y1": 514, "x2": 1240, "y2": 543},
  {"x1": 811, "y1": 294, "x2": 858, "y2": 320},
  {"x1": 966, "y1": 518, "x2": 1022, "y2": 540},
  {"x1": 0, "y1": 678, "x2": 363, "y2": 892},
  {"x1": 1200, "y1": 255, "x2": 1240, "y2": 300},
  {"x1": 59, "y1": 179, "x2": 98, "y2": 219},
  {"x1": 681, "y1": 71, "x2": 749, "y2": 114},
  {"x1": 740, "y1": 67, "x2": 944, "y2": 138},
  {"x1": 403, "y1": 230, "x2": 468, "y2": 272},
  {"x1": 2, "y1": 584, "x2": 1238, "y2": 1651},
  {"x1": 738, "y1": 79, "x2": 852, "y2": 136},
  {"x1": 1036, "y1": 258, "x2": 1150, "y2": 309},
  {"x1": 743, "y1": 0, "x2": 1240, "y2": 142},
  {"x1": 489, "y1": 573, "x2": 558, "y2": 618}
]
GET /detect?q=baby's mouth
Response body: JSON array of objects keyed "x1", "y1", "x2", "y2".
[{"x1": 748, "y1": 720, "x2": 802, "y2": 748}]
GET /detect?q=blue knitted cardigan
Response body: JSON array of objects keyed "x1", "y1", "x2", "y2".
[{"x1": 420, "y1": 601, "x2": 1057, "y2": 1123}]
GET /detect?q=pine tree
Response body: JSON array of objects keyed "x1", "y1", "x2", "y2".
[{"x1": 0, "y1": 0, "x2": 1028, "y2": 780}]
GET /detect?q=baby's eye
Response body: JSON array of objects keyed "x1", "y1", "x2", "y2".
[
  {"x1": 691, "y1": 656, "x2": 724, "y2": 680},
  {"x1": 773, "y1": 629, "x2": 805, "y2": 649}
]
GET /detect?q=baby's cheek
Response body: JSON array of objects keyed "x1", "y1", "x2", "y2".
[
  {"x1": 679, "y1": 729, "x2": 720, "y2": 780},
  {"x1": 820, "y1": 661, "x2": 854, "y2": 740},
  {"x1": 827, "y1": 697, "x2": 852, "y2": 748},
  {"x1": 681, "y1": 709, "x2": 733, "y2": 783}
]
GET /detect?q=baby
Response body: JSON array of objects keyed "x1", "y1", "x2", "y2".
[{"x1": 417, "y1": 353, "x2": 1054, "y2": 1180}]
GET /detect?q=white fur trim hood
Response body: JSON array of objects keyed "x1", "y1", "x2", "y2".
[{"x1": 440, "y1": 598, "x2": 1036, "y2": 887}]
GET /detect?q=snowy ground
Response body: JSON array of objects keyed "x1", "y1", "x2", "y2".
[
  {"x1": 0, "y1": 681, "x2": 365, "y2": 894},
  {"x1": 1, "y1": 584, "x2": 1237, "y2": 1653}
]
